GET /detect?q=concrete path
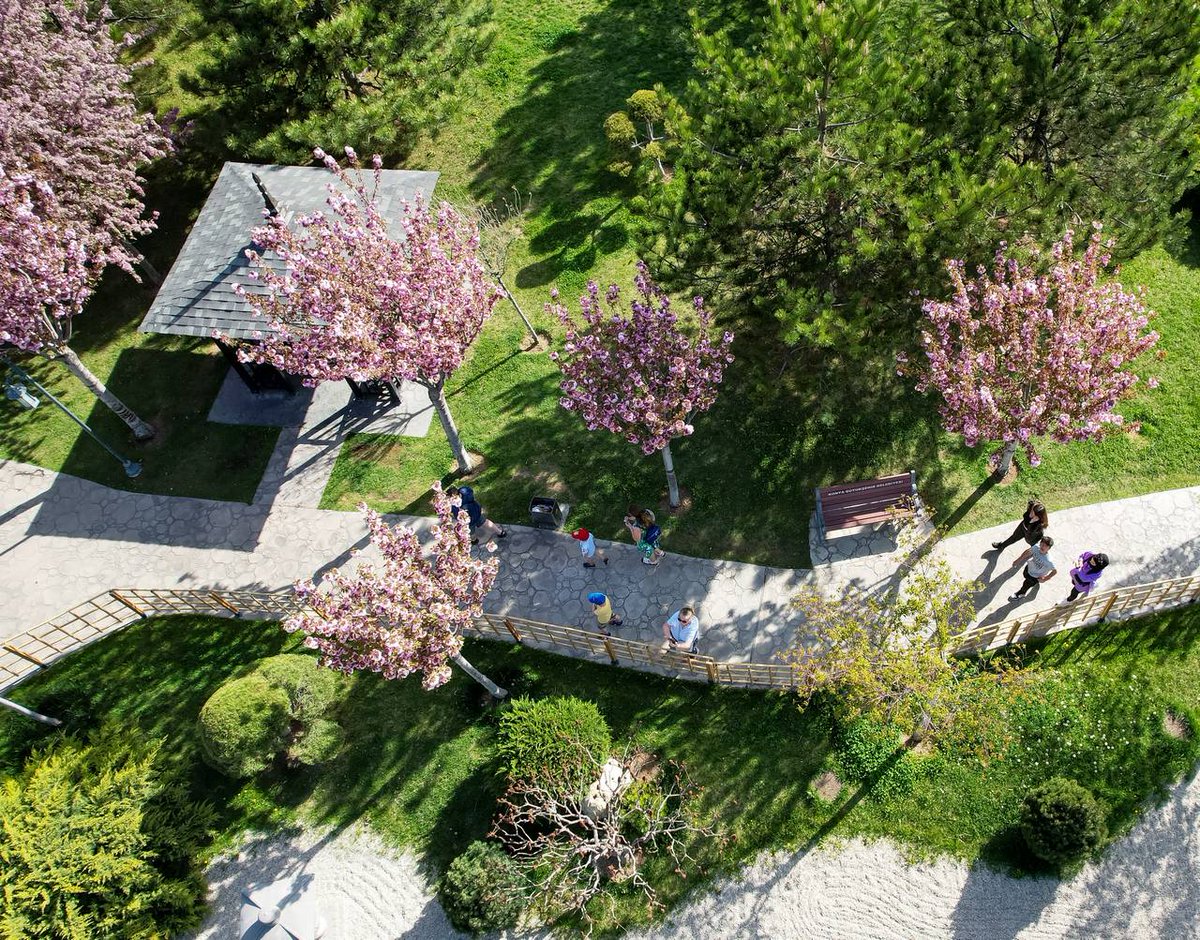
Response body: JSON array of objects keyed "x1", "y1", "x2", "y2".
[{"x1": 2, "y1": 458, "x2": 1199, "y2": 658}]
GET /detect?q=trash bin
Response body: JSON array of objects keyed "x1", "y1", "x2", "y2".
[{"x1": 529, "y1": 496, "x2": 565, "y2": 530}]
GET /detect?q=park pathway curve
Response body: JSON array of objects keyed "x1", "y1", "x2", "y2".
[{"x1": 2, "y1": 458, "x2": 1199, "y2": 657}]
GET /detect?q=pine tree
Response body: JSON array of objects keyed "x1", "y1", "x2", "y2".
[
  {"x1": 935, "y1": 0, "x2": 1200, "y2": 255},
  {"x1": 194, "y1": 0, "x2": 494, "y2": 161},
  {"x1": 637, "y1": 0, "x2": 1009, "y2": 351}
]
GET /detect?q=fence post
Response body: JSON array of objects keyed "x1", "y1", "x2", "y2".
[
  {"x1": 1006, "y1": 620, "x2": 1023, "y2": 645},
  {"x1": 109, "y1": 591, "x2": 147, "y2": 618},
  {"x1": 603, "y1": 637, "x2": 618, "y2": 666},
  {"x1": 705, "y1": 661, "x2": 718, "y2": 684},
  {"x1": 1097, "y1": 593, "x2": 1117, "y2": 621},
  {"x1": 209, "y1": 592, "x2": 241, "y2": 617},
  {"x1": 503, "y1": 618, "x2": 523, "y2": 643},
  {"x1": 1190, "y1": 579, "x2": 1200, "y2": 603}
]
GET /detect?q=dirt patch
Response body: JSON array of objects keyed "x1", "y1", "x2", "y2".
[
  {"x1": 452, "y1": 451, "x2": 488, "y2": 480},
  {"x1": 520, "y1": 331, "x2": 553, "y2": 354},
  {"x1": 987, "y1": 451, "x2": 1021, "y2": 485},
  {"x1": 511, "y1": 460, "x2": 571, "y2": 499},
  {"x1": 811, "y1": 770, "x2": 843, "y2": 803},
  {"x1": 1164, "y1": 709, "x2": 1192, "y2": 740},
  {"x1": 627, "y1": 749, "x2": 662, "y2": 783},
  {"x1": 658, "y1": 486, "x2": 694, "y2": 517}
]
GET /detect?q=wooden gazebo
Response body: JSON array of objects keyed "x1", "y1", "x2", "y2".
[{"x1": 139, "y1": 161, "x2": 439, "y2": 393}]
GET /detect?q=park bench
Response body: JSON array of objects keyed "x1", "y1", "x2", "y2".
[{"x1": 814, "y1": 471, "x2": 919, "y2": 541}]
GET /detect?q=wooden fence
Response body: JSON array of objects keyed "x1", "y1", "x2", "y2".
[
  {"x1": 3, "y1": 573, "x2": 1200, "y2": 698},
  {"x1": 951, "y1": 573, "x2": 1200, "y2": 654}
]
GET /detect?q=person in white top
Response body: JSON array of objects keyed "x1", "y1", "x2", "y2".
[
  {"x1": 662, "y1": 607, "x2": 700, "y2": 651},
  {"x1": 1008, "y1": 536, "x2": 1058, "y2": 602}
]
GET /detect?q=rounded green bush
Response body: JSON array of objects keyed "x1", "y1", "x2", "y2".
[
  {"x1": 603, "y1": 111, "x2": 636, "y2": 147},
  {"x1": 1020, "y1": 777, "x2": 1107, "y2": 865},
  {"x1": 197, "y1": 674, "x2": 290, "y2": 778},
  {"x1": 196, "y1": 655, "x2": 345, "y2": 778},
  {"x1": 496, "y1": 696, "x2": 612, "y2": 791},
  {"x1": 439, "y1": 841, "x2": 524, "y2": 934},
  {"x1": 626, "y1": 88, "x2": 663, "y2": 124}
]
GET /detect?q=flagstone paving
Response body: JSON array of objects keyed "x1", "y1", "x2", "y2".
[{"x1": 2, "y1": 457, "x2": 1199, "y2": 662}]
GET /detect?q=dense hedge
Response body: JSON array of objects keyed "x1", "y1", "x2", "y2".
[{"x1": 496, "y1": 696, "x2": 612, "y2": 791}]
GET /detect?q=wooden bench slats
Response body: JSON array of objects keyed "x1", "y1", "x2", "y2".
[{"x1": 815, "y1": 471, "x2": 918, "y2": 539}]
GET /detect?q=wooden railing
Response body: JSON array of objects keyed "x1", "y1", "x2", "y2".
[
  {"x1": 4, "y1": 573, "x2": 1200, "y2": 696},
  {"x1": 952, "y1": 573, "x2": 1200, "y2": 654}
]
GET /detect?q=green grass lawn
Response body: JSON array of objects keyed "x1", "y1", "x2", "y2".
[
  {"x1": 2, "y1": 608, "x2": 1196, "y2": 930},
  {"x1": 319, "y1": 0, "x2": 1200, "y2": 567}
]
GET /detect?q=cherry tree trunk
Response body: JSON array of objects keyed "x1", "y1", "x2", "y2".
[
  {"x1": 499, "y1": 275, "x2": 539, "y2": 347},
  {"x1": 995, "y1": 440, "x2": 1018, "y2": 477},
  {"x1": 451, "y1": 652, "x2": 508, "y2": 699},
  {"x1": 56, "y1": 345, "x2": 155, "y2": 440},
  {"x1": 426, "y1": 378, "x2": 474, "y2": 472},
  {"x1": 661, "y1": 442, "x2": 681, "y2": 508}
]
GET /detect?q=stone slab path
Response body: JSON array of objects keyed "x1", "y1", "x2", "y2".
[{"x1": 2, "y1": 458, "x2": 1199, "y2": 661}]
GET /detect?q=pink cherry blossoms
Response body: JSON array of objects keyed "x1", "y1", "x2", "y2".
[
  {"x1": 286, "y1": 484, "x2": 498, "y2": 691},
  {"x1": 235, "y1": 148, "x2": 499, "y2": 470},
  {"x1": 0, "y1": 0, "x2": 168, "y2": 352},
  {"x1": 548, "y1": 262, "x2": 734, "y2": 454},
  {"x1": 902, "y1": 224, "x2": 1160, "y2": 470}
]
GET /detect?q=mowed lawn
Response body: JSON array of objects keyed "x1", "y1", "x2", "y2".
[
  {"x1": 321, "y1": 2, "x2": 1200, "y2": 566},
  {"x1": 1, "y1": 607, "x2": 1196, "y2": 931}
]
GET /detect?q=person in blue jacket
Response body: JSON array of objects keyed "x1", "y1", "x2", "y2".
[{"x1": 447, "y1": 485, "x2": 508, "y2": 545}]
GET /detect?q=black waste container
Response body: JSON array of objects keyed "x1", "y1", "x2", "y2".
[{"x1": 529, "y1": 496, "x2": 564, "y2": 530}]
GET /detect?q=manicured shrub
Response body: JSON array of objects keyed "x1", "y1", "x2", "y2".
[
  {"x1": 1020, "y1": 777, "x2": 1107, "y2": 865},
  {"x1": 196, "y1": 654, "x2": 345, "y2": 778},
  {"x1": 197, "y1": 673, "x2": 291, "y2": 778},
  {"x1": 496, "y1": 696, "x2": 612, "y2": 790},
  {"x1": 439, "y1": 840, "x2": 524, "y2": 934},
  {"x1": 0, "y1": 726, "x2": 212, "y2": 939}
]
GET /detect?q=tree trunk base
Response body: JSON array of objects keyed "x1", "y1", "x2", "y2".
[
  {"x1": 657, "y1": 485, "x2": 694, "y2": 516},
  {"x1": 520, "y1": 331, "x2": 552, "y2": 353},
  {"x1": 987, "y1": 451, "x2": 1020, "y2": 485},
  {"x1": 450, "y1": 450, "x2": 488, "y2": 479}
]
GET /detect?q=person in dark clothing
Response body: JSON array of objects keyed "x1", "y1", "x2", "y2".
[
  {"x1": 447, "y1": 485, "x2": 508, "y2": 545},
  {"x1": 991, "y1": 500, "x2": 1049, "y2": 555}
]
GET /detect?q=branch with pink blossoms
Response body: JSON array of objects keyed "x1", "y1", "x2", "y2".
[
  {"x1": 548, "y1": 262, "x2": 734, "y2": 506},
  {"x1": 900, "y1": 224, "x2": 1161, "y2": 475},
  {"x1": 231, "y1": 147, "x2": 500, "y2": 472},
  {"x1": 285, "y1": 484, "x2": 503, "y2": 694}
]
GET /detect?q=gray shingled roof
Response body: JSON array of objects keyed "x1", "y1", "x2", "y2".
[{"x1": 139, "y1": 162, "x2": 439, "y2": 340}]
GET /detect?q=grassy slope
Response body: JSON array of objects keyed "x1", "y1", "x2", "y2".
[
  {"x1": 2, "y1": 609, "x2": 1196, "y2": 930},
  {"x1": 324, "y1": 0, "x2": 1200, "y2": 567}
]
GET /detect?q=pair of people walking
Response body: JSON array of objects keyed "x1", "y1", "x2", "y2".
[
  {"x1": 585, "y1": 592, "x2": 700, "y2": 655},
  {"x1": 995, "y1": 500, "x2": 1109, "y2": 605}
]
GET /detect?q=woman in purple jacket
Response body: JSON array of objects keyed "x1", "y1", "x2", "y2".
[{"x1": 1061, "y1": 551, "x2": 1109, "y2": 604}]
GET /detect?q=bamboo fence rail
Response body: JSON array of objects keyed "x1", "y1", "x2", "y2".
[{"x1": 3, "y1": 573, "x2": 1199, "y2": 698}]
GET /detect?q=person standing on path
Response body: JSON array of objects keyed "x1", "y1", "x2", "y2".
[
  {"x1": 624, "y1": 508, "x2": 664, "y2": 566},
  {"x1": 588, "y1": 591, "x2": 623, "y2": 635},
  {"x1": 1007, "y1": 536, "x2": 1058, "y2": 602},
  {"x1": 1061, "y1": 551, "x2": 1109, "y2": 604},
  {"x1": 623, "y1": 505, "x2": 651, "y2": 544},
  {"x1": 662, "y1": 607, "x2": 700, "y2": 651},
  {"x1": 571, "y1": 527, "x2": 608, "y2": 568},
  {"x1": 447, "y1": 485, "x2": 508, "y2": 545},
  {"x1": 991, "y1": 500, "x2": 1050, "y2": 555}
]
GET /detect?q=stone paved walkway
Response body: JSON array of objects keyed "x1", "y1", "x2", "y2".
[{"x1": 2, "y1": 458, "x2": 1199, "y2": 658}]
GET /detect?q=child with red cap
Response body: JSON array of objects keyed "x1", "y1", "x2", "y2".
[{"x1": 571, "y1": 527, "x2": 609, "y2": 568}]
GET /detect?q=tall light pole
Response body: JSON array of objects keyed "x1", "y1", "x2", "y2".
[{"x1": 2, "y1": 356, "x2": 142, "y2": 478}]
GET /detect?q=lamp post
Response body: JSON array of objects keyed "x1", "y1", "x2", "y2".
[{"x1": 2, "y1": 356, "x2": 142, "y2": 478}]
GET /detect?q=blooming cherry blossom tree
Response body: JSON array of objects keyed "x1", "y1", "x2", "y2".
[
  {"x1": 235, "y1": 149, "x2": 499, "y2": 472},
  {"x1": 901, "y1": 225, "x2": 1160, "y2": 476},
  {"x1": 286, "y1": 484, "x2": 506, "y2": 697},
  {"x1": 548, "y1": 263, "x2": 734, "y2": 508},
  {"x1": 0, "y1": 0, "x2": 169, "y2": 439}
]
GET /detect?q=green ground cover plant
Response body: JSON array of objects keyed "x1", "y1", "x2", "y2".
[{"x1": 1, "y1": 608, "x2": 1197, "y2": 931}]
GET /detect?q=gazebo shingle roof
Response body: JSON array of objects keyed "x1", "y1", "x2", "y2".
[{"x1": 139, "y1": 161, "x2": 439, "y2": 340}]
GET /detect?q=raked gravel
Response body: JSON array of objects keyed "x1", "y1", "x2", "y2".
[{"x1": 187, "y1": 768, "x2": 1199, "y2": 939}]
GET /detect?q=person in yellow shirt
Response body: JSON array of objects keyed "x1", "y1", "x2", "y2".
[{"x1": 588, "y1": 591, "x2": 623, "y2": 635}]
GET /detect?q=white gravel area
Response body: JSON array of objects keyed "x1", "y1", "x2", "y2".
[{"x1": 185, "y1": 769, "x2": 1199, "y2": 939}]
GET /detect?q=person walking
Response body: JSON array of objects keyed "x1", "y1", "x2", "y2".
[
  {"x1": 571, "y1": 527, "x2": 608, "y2": 568},
  {"x1": 1007, "y1": 536, "x2": 1058, "y2": 602},
  {"x1": 588, "y1": 591, "x2": 623, "y2": 635},
  {"x1": 447, "y1": 485, "x2": 508, "y2": 545},
  {"x1": 661, "y1": 606, "x2": 700, "y2": 652},
  {"x1": 1061, "y1": 552, "x2": 1109, "y2": 605},
  {"x1": 991, "y1": 500, "x2": 1050, "y2": 555},
  {"x1": 623, "y1": 505, "x2": 651, "y2": 544}
]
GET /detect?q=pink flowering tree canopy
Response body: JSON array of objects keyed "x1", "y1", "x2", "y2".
[
  {"x1": 286, "y1": 485, "x2": 505, "y2": 696},
  {"x1": 901, "y1": 225, "x2": 1161, "y2": 474},
  {"x1": 548, "y1": 262, "x2": 735, "y2": 507},
  {"x1": 0, "y1": 0, "x2": 168, "y2": 351},
  {"x1": 234, "y1": 148, "x2": 500, "y2": 471}
]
